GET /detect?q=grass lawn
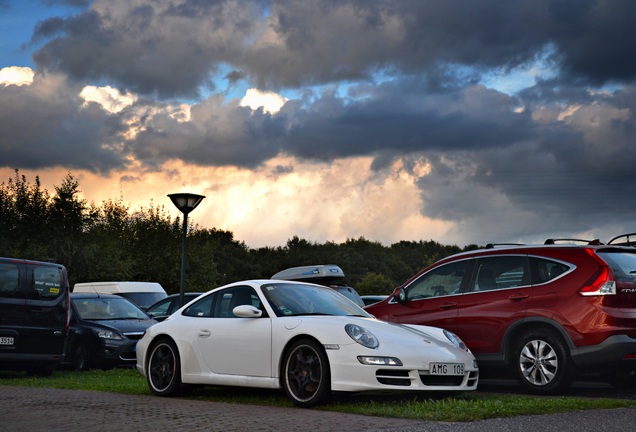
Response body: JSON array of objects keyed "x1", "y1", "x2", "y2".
[{"x1": 0, "y1": 368, "x2": 634, "y2": 422}]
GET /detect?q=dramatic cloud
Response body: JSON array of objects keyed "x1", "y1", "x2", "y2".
[
  {"x1": 2, "y1": 0, "x2": 636, "y2": 247},
  {"x1": 0, "y1": 68, "x2": 126, "y2": 172}
]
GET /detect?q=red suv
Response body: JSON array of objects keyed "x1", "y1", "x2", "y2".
[{"x1": 365, "y1": 237, "x2": 636, "y2": 394}]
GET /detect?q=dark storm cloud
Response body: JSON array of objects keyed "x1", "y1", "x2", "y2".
[
  {"x1": 253, "y1": 0, "x2": 636, "y2": 88},
  {"x1": 279, "y1": 81, "x2": 534, "y2": 162},
  {"x1": 130, "y1": 96, "x2": 285, "y2": 168},
  {"x1": 32, "y1": 0, "x2": 267, "y2": 98},
  {"x1": 30, "y1": 0, "x2": 636, "y2": 96},
  {"x1": 0, "y1": 73, "x2": 126, "y2": 173},
  {"x1": 126, "y1": 77, "x2": 532, "y2": 169},
  {"x1": 415, "y1": 85, "x2": 636, "y2": 241}
]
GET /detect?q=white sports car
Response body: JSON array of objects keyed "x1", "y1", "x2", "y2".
[{"x1": 136, "y1": 280, "x2": 479, "y2": 407}]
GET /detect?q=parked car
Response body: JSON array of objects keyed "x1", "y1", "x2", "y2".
[
  {"x1": 146, "y1": 293, "x2": 202, "y2": 322},
  {"x1": 66, "y1": 293, "x2": 157, "y2": 370},
  {"x1": 361, "y1": 295, "x2": 388, "y2": 306},
  {"x1": 136, "y1": 279, "x2": 478, "y2": 407},
  {"x1": 0, "y1": 257, "x2": 70, "y2": 376},
  {"x1": 365, "y1": 237, "x2": 636, "y2": 394},
  {"x1": 272, "y1": 264, "x2": 365, "y2": 307},
  {"x1": 73, "y1": 281, "x2": 167, "y2": 311}
]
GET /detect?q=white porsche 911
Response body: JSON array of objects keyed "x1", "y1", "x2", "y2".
[{"x1": 136, "y1": 280, "x2": 479, "y2": 407}]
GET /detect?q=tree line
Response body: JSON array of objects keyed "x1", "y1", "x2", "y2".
[{"x1": 0, "y1": 170, "x2": 478, "y2": 296}]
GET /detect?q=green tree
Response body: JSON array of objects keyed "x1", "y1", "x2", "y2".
[
  {"x1": 355, "y1": 272, "x2": 396, "y2": 296},
  {"x1": 49, "y1": 173, "x2": 89, "y2": 272},
  {"x1": 0, "y1": 170, "x2": 52, "y2": 259},
  {"x1": 74, "y1": 198, "x2": 135, "y2": 285},
  {"x1": 126, "y1": 204, "x2": 181, "y2": 291}
]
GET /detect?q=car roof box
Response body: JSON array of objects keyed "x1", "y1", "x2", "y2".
[{"x1": 272, "y1": 264, "x2": 345, "y2": 284}]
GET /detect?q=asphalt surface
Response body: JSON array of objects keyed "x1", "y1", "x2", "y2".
[{"x1": 2, "y1": 384, "x2": 636, "y2": 432}]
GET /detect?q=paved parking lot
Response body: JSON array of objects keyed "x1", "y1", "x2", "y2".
[{"x1": 2, "y1": 385, "x2": 636, "y2": 432}]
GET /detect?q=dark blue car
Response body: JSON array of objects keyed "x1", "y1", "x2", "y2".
[{"x1": 66, "y1": 293, "x2": 156, "y2": 370}]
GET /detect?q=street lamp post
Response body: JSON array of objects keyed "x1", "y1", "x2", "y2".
[{"x1": 168, "y1": 193, "x2": 205, "y2": 307}]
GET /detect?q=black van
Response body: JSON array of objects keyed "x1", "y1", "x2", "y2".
[{"x1": 0, "y1": 258, "x2": 70, "y2": 375}]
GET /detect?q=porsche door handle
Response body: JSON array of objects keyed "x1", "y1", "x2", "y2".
[
  {"x1": 440, "y1": 302, "x2": 458, "y2": 310},
  {"x1": 198, "y1": 329, "x2": 211, "y2": 338},
  {"x1": 508, "y1": 294, "x2": 530, "y2": 302}
]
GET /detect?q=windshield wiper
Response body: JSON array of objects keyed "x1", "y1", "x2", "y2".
[{"x1": 286, "y1": 312, "x2": 334, "y2": 317}]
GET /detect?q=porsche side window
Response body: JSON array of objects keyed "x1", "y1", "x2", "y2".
[
  {"x1": 212, "y1": 286, "x2": 260, "y2": 318},
  {"x1": 183, "y1": 295, "x2": 214, "y2": 317},
  {"x1": 406, "y1": 260, "x2": 470, "y2": 300}
]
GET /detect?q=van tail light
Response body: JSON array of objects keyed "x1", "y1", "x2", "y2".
[{"x1": 579, "y1": 250, "x2": 616, "y2": 296}]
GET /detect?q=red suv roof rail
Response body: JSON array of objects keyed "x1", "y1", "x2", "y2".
[
  {"x1": 608, "y1": 233, "x2": 636, "y2": 247},
  {"x1": 544, "y1": 238, "x2": 603, "y2": 245},
  {"x1": 484, "y1": 243, "x2": 524, "y2": 249}
]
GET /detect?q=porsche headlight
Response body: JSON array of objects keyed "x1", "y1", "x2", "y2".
[
  {"x1": 443, "y1": 329, "x2": 468, "y2": 351},
  {"x1": 345, "y1": 324, "x2": 379, "y2": 349}
]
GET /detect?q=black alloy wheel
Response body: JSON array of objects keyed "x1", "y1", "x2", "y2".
[
  {"x1": 282, "y1": 339, "x2": 331, "y2": 407},
  {"x1": 147, "y1": 338, "x2": 182, "y2": 397}
]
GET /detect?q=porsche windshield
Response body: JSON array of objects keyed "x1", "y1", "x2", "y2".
[{"x1": 262, "y1": 283, "x2": 372, "y2": 318}]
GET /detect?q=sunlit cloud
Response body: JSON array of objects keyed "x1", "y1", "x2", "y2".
[
  {"x1": 240, "y1": 89, "x2": 287, "y2": 114},
  {"x1": 0, "y1": 66, "x2": 34, "y2": 86},
  {"x1": 79, "y1": 85, "x2": 137, "y2": 113}
]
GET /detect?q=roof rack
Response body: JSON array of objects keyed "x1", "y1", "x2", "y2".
[
  {"x1": 607, "y1": 233, "x2": 636, "y2": 247},
  {"x1": 484, "y1": 243, "x2": 525, "y2": 249},
  {"x1": 544, "y1": 238, "x2": 603, "y2": 245}
]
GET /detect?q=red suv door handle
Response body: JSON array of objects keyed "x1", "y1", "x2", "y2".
[
  {"x1": 508, "y1": 293, "x2": 530, "y2": 302},
  {"x1": 440, "y1": 302, "x2": 458, "y2": 310}
]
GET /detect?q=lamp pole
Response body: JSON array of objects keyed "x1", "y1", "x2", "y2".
[{"x1": 168, "y1": 193, "x2": 205, "y2": 307}]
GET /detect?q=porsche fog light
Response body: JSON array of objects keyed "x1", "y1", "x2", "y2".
[
  {"x1": 345, "y1": 324, "x2": 379, "y2": 349},
  {"x1": 357, "y1": 356, "x2": 403, "y2": 366}
]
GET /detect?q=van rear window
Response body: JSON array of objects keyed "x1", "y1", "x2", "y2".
[{"x1": 32, "y1": 266, "x2": 63, "y2": 299}]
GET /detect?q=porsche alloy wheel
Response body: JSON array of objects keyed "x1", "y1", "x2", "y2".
[
  {"x1": 147, "y1": 338, "x2": 182, "y2": 397},
  {"x1": 282, "y1": 339, "x2": 331, "y2": 407}
]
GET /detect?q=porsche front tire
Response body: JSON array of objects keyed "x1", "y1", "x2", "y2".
[{"x1": 282, "y1": 339, "x2": 331, "y2": 407}]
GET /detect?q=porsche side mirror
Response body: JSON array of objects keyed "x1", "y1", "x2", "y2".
[{"x1": 233, "y1": 305, "x2": 263, "y2": 318}]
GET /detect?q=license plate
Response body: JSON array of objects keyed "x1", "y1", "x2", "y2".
[
  {"x1": 430, "y1": 362, "x2": 464, "y2": 376},
  {"x1": 0, "y1": 337, "x2": 14, "y2": 346}
]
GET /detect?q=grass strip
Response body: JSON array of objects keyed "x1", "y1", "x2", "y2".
[{"x1": 1, "y1": 368, "x2": 633, "y2": 422}]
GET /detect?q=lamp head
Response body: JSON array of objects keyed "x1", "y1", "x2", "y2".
[{"x1": 168, "y1": 193, "x2": 205, "y2": 215}]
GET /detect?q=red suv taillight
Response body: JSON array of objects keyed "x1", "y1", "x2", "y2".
[{"x1": 579, "y1": 249, "x2": 617, "y2": 296}]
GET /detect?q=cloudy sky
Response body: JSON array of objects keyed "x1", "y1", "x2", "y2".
[{"x1": 1, "y1": 0, "x2": 635, "y2": 248}]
